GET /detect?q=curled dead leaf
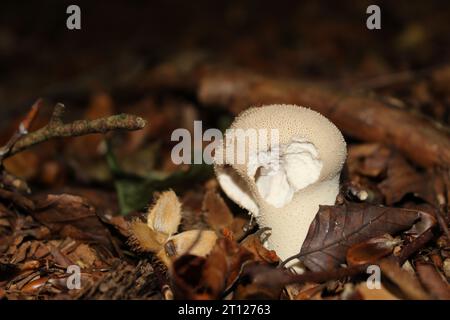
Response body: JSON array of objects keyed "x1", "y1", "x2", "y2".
[
  {"x1": 346, "y1": 234, "x2": 401, "y2": 267},
  {"x1": 241, "y1": 229, "x2": 279, "y2": 264},
  {"x1": 21, "y1": 276, "x2": 49, "y2": 294},
  {"x1": 202, "y1": 190, "x2": 234, "y2": 233}
]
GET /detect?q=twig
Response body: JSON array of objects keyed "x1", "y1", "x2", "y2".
[
  {"x1": 398, "y1": 228, "x2": 435, "y2": 265},
  {"x1": 0, "y1": 99, "x2": 41, "y2": 163},
  {"x1": 286, "y1": 263, "x2": 369, "y2": 285},
  {"x1": 238, "y1": 262, "x2": 369, "y2": 295},
  {"x1": 6, "y1": 102, "x2": 147, "y2": 158}
]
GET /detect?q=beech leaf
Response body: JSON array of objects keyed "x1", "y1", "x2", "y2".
[
  {"x1": 294, "y1": 202, "x2": 428, "y2": 271},
  {"x1": 32, "y1": 194, "x2": 114, "y2": 250}
]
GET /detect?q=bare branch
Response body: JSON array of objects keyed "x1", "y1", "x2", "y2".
[{"x1": 3, "y1": 101, "x2": 147, "y2": 159}]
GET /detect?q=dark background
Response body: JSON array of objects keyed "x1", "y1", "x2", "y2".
[{"x1": 0, "y1": 0, "x2": 449, "y2": 125}]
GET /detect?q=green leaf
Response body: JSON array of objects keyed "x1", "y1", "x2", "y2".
[{"x1": 106, "y1": 141, "x2": 213, "y2": 215}]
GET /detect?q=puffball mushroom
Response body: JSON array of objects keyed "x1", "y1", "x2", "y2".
[{"x1": 213, "y1": 104, "x2": 346, "y2": 268}]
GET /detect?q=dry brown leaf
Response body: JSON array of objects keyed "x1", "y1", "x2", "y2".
[
  {"x1": 67, "y1": 243, "x2": 101, "y2": 269},
  {"x1": 3, "y1": 150, "x2": 40, "y2": 180},
  {"x1": 347, "y1": 143, "x2": 391, "y2": 178},
  {"x1": 202, "y1": 190, "x2": 234, "y2": 233},
  {"x1": 21, "y1": 276, "x2": 49, "y2": 294},
  {"x1": 353, "y1": 282, "x2": 399, "y2": 300},
  {"x1": 295, "y1": 202, "x2": 427, "y2": 271},
  {"x1": 32, "y1": 194, "x2": 114, "y2": 250},
  {"x1": 416, "y1": 262, "x2": 450, "y2": 300},
  {"x1": 201, "y1": 242, "x2": 228, "y2": 297},
  {"x1": 230, "y1": 215, "x2": 250, "y2": 241},
  {"x1": 346, "y1": 234, "x2": 401, "y2": 267},
  {"x1": 378, "y1": 153, "x2": 431, "y2": 205},
  {"x1": 171, "y1": 254, "x2": 207, "y2": 299},
  {"x1": 379, "y1": 258, "x2": 430, "y2": 300},
  {"x1": 171, "y1": 237, "x2": 253, "y2": 299},
  {"x1": 240, "y1": 230, "x2": 279, "y2": 264},
  {"x1": 0, "y1": 188, "x2": 35, "y2": 212},
  {"x1": 292, "y1": 283, "x2": 325, "y2": 300}
]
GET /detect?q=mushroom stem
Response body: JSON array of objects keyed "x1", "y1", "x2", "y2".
[{"x1": 257, "y1": 176, "x2": 340, "y2": 266}]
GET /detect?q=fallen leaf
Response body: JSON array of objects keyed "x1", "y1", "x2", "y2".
[
  {"x1": 21, "y1": 276, "x2": 49, "y2": 294},
  {"x1": 378, "y1": 153, "x2": 432, "y2": 205},
  {"x1": 353, "y1": 282, "x2": 399, "y2": 300},
  {"x1": 3, "y1": 150, "x2": 40, "y2": 180},
  {"x1": 0, "y1": 189, "x2": 35, "y2": 212},
  {"x1": 10, "y1": 241, "x2": 31, "y2": 264},
  {"x1": 347, "y1": 143, "x2": 391, "y2": 178},
  {"x1": 171, "y1": 254, "x2": 207, "y2": 299},
  {"x1": 201, "y1": 243, "x2": 228, "y2": 297},
  {"x1": 32, "y1": 194, "x2": 114, "y2": 250},
  {"x1": 202, "y1": 190, "x2": 234, "y2": 233},
  {"x1": 241, "y1": 229, "x2": 279, "y2": 264},
  {"x1": 346, "y1": 234, "x2": 401, "y2": 267},
  {"x1": 67, "y1": 243, "x2": 101, "y2": 269},
  {"x1": 171, "y1": 237, "x2": 253, "y2": 299},
  {"x1": 296, "y1": 202, "x2": 426, "y2": 271},
  {"x1": 379, "y1": 258, "x2": 430, "y2": 300},
  {"x1": 49, "y1": 243, "x2": 74, "y2": 268},
  {"x1": 292, "y1": 283, "x2": 325, "y2": 300},
  {"x1": 416, "y1": 262, "x2": 450, "y2": 300}
]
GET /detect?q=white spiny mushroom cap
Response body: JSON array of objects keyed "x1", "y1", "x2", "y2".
[{"x1": 214, "y1": 104, "x2": 346, "y2": 265}]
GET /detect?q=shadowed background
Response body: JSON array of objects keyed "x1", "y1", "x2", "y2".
[{"x1": 1, "y1": 0, "x2": 450, "y2": 126}]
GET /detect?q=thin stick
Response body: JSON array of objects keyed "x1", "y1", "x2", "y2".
[
  {"x1": 7, "y1": 103, "x2": 146, "y2": 157},
  {"x1": 398, "y1": 229, "x2": 435, "y2": 265},
  {"x1": 286, "y1": 263, "x2": 369, "y2": 285}
]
